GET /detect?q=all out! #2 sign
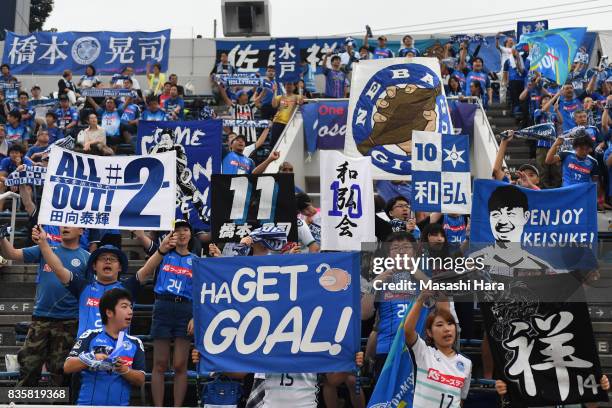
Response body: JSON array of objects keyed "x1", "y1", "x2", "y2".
[
  {"x1": 193, "y1": 252, "x2": 361, "y2": 373},
  {"x1": 39, "y1": 147, "x2": 176, "y2": 230}
]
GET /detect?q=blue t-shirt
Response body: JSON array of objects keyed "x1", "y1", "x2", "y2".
[
  {"x1": 15, "y1": 103, "x2": 35, "y2": 130},
  {"x1": 370, "y1": 47, "x2": 394, "y2": 59},
  {"x1": 222, "y1": 151, "x2": 255, "y2": 174},
  {"x1": 443, "y1": 214, "x2": 467, "y2": 246},
  {"x1": 141, "y1": 109, "x2": 167, "y2": 121},
  {"x1": 464, "y1": 70, "x2": 491, "y2": 102},
  {"x1": 559, "y1": 151, "x2": 599, "y2": 186},
  {"x1": 450, "y1": 70, "x2": 466, "y2": 89},
  {"x1": 558, "y1": 97, "x2": 582, "y2": 132},
  {"x1": 527, "y1": 87, "x2": 544, "y2": 117},
  {"x1": 376, "y1": 298, "x2": 410, "y2": 354},
  {"x1": 5, "y1": 123, "x2": 28, "y2": 144},
  {"x1": 163, "y1": 97, "x2": 184, "y2": 119},
  {"x1": 154, "y1": 251, "x2": 195, "y2": 300},
  {"x1": 119, "y1": 103, "x2": 140, "y2": 124},
  {"x1": 46, "y1": 126, "x2": 63, "y2": 143},
  {"x1": 98, "y1": 108, "x2": 121, "y2": 137},
  {"x1": 322, "y1": 68, "x2": 348, "y2": 98},
  {"x1": 43, "y1": 225, "x2": 90, "y2": 252},
  {"x1": 22, "y1": 244, "x2": 89, "y2": 319},
  {"x1": 26, "y1": 145, "x2": 47, "y2": 159},
  {"x1": 533, "y1": 108, "x2": 558, "y2": 148},
  {"x1": 0, "y1": 156, "x2": 33, "y2": 173},
  {"x1": 67, "y1": 275, "x2": 141, "y2": 336},
  {"x1": 503, "y1": 59, "x2": 524, "y2": 82},
  {"x1": 256, "y1": 81, "x2": 281, "y2": 106},
  {"x1": 398, "y1": 47, "x2": 420, "y2": 57},
  {"x1": 69, "y1": 329, "x2": 145, "y2": 406},
  {"x1": 55, "y1": 107, "x2": 79, "y2": 130}
]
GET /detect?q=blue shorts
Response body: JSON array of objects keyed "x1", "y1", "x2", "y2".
[{"x1": 150, "y1": 298, "x2": 193, "y2": 339}]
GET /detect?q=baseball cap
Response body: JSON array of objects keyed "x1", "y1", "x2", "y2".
[
  {"x1": 518, "y1": 164, "x2": 539, "y2": 177},
  {"x1": 378, "y1": 35, "x2": 387, "y2": 41},
  {"x1": 174, "y1": 219, "x2": 192, "y2": 230}
]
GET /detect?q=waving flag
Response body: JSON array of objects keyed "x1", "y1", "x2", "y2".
[
  {"x1": 367, "y1": 303, "x2": 429, "y2": 408},
  {"x1": 519, "y1": 28, "x2": 586, "y2": 85}
]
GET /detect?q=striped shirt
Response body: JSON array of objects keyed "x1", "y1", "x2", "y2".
[{"x1": 230, "y1": 103, "x2": 258, "y2": 144}]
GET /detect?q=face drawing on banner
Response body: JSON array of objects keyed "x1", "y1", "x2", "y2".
[
  {"x1": 488, "y1": 185, "x2": 529, "y2": 243},
  {"x1": 317, "y1": 263, "x2": 351, "y2": 292}
]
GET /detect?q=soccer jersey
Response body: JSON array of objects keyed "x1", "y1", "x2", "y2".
[
  {"x1": 369, "y1": 47, "x2": 394, "y2": 59},
  {"x1": 22, "y1": 244, "x2": 89, "y2": 319},
  {"x1": 322, "y1": 68, "x2": 349, "y2": 98},
  {"x1": 558, "y1": 97, "x2": 582, "y2": 132},
  {"x1": 222, "y1": 151, "x2": 255, "y2": 174},
  {"x1": 464, "y1": 70, "x2": 490, "y2": 104},
  {"x1": 163, "y1": 97, "x2": 184, "y2": 119},
  {"x1": 119, "y1": 103, "x2": 140, "y2": 124},
  {"x1": 398, "y1": 47, "x2": 420, "y2": 57},
  {"x1": 43, "y1": 225, "x2": 90, "y2": 252},
  {"x1": 67, "y1": 275, "x2": 141, "y2": 336},
  {"x1": 69, "y1": 329, "x2": 145, "y2": 406},
  {"x1": 443, "y1": 214, "x2": 467, "y2": 245},
  {"x1": 256, "y1": 373, "x2": 318, "y2": 408},
  {"x1": 55, "y1": 107, "x2": 78, "y2": 130},
  {"x1": 409, "y1": 335, "x2": 472, "y2": 408},
  {"x1": 559, "y1": 151, "x2": 598, "y2": 186},
  {"x1": 229, "y1": 103, "x2": 257, "y2": 144},
  {"x1": 154, "y1": 250, "x2": 194, "y2": 300},
  {"x1": 142, "y1": 109, "x2": 167, "y2": 121},
  {"x1": 6, "y1": 122, "x2": 28, "y2": 144},
  {"x1": 98, "y1": 109, "x2": 121, "y2": 137},
  {"x1": 376, "y1": 297, "x2": 410, "y2": 354},
  {"x1": 0, "y1": 156, "x2": 32, "y2": 174}
]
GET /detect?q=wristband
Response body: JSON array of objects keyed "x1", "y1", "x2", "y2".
[{"x1": 157, "y1": 248, "x2": 167, "y2": 256}]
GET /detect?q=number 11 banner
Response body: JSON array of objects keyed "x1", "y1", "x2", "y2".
[
  {"x1": 320, "y1": 150, "x2": 376, "y2": 251},
  {"x1": 411, "y1": 131, "x2": 471, "y2": 214},
  {"x1": 211, "y1": 174, "x2": 298, "y2": 242}
]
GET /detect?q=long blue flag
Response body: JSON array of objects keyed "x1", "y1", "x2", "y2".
[
  {"x1": 519, "y1": 27, "x2": 586, "y2": 85},
  {"x1": 367, "y1": 303, "x2": 429, "y2": 408}
]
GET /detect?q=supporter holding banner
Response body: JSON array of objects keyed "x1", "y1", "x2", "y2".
[
  {"x1": 39, "y1": 147, "x2": 176, "y2": 230},
  {"x1": 211, "y1": 173, "x2": 298, "y2": 242},
  {"x1": 137, "y1": 121, "x2": 222, "y2": 231},
  {"x1": 193, "y1": 252, "x2": 361, "y2": 372},
  {"x1": 275, "y1": 38, "x2": 300, "y2": 83},
  {"x1": 517, "y1": 20, "x2": 549, "y2": 35},
  {"x1": 519, "y1": 28, "x2": 587, "y2": 86},
  {"x1": 345, "y1": 58, "x2": 452, "y2": 179},
  {"x1": 302, "y1": 100, "x2": 348, "y2": 153},
  {"x1": 3, "y1": 30, "x2": 171, "y2": 74},
  {"x1": 320, "y1": 150, "x2": 376, "y2": 251},
  {"x1": 411, "y1": 131, "x2": 471, "y2": 214}
]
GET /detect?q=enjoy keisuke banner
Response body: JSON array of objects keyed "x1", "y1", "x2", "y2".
[
  {"x1": 2, "y1": 30, "x2": 170, "y2": 74},
  {"x1": 193, "y1": 252, "x2": 361, "y2": 373},
  {"x1": 39, "y1": 147, "x2": 176, "y2": 230},
  {"x1": 345, "y1": 57, "x2": 453, "y2": 180}
]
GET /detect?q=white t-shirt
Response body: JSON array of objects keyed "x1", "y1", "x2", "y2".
[
  {"x1": 254, "y1": 373, "x2": 318, "y2": 408},
  {"x1": 410, "y1": 335, "x2": 472, "y2": 408}
]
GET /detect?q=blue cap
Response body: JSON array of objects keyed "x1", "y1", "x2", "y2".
[{"x1": 87, "y1": 245, "x2": 129, "y2": 278}]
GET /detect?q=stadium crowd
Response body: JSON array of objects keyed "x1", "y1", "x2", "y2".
[{"x1": 0, "y1": 26, "x2": 610, "y2": 408}]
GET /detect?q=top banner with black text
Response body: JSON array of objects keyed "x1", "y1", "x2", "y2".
[{"x1": 211, "y1": 174, "x2": 298, "y2": 242}]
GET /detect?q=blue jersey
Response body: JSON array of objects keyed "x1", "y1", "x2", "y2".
[
  {"x1": 43, "y1": 225, "x2": 90, "y2": 252},
  {"x1": 46, "y1": 126, "x2": 63, "y2": 143},
  {"x1": 465, "y1": 70, "x2": 490, "y2": 98},
  {"x1": 443, "y1": 214, "x2": 467, "y2": 245},
  {"x1": 533, "y1": 108, "x2": 557, "y2": 148},
  {"x1": 154, "y1": 251, "x2": 195, "y2": 300},
  {"x1": 370, "y1": 47, "x2": 394, "y2": 59},
  {"x1": 398, "y1": 47, "x2": 420, "y2": 57},
  {"x1": 26, "y1": 145, "x2": 47, "y2": 159},
  {"x1": 98, "y1": 108, "x2": 121, "y2": 137},
  {"x1": 0, "y1": 156, "x2": 33, "y2": 173},
  {"x1": 163, "y1": 97, "x2": 184, "y2": 119},
  {"x1": 142, "y1": 109, "x2": 167, "y2": 121},
  {"x1": 256, "y1": 81, "x2": 281, "y2": 106},
  {"x1": 503, "y1": 59, "x2": 524, "y2": 82},
  {"x1": 69, "y1": 329, "x2": 145, "y2": 406},
  {"x1": 222, "y1": 151, "x2": 255, "y2": 174},
  {"x1": 6, "y1": 122, "x2": 28, "y2": 144},
  {"x1": 22, "y1": 244, "x2": 89, "y2": 319},
  {"x1": 558, "y1": 97, "x2": 582, "y2": 132},
  {"x1": 527, "y1": 87, "x2": 544, "y2": 117},
  {"x1": 376, "y1": 300, "x2": 409, "y2": 354},
  {"x1": 67, "y1": 275, "x2": 141, "y2": 336},
  {"x1": 15, "y1": 103, "x2": 35, "y2": 130},
  {"x1": 322, "y1": 68, "x2": 348, "y2": 98},
  {"x1": 450, "y1": 70, "x2": 466, "y2": 89},
  {"x1": 119, "y1": 103, "x2": 140, "y2": 124},
  {"x1": 55, "y1": 107, "x2": 78, "y2": 130},
  {"x1": 559, "y1": 151, "x2": 599, "y2": 186}
]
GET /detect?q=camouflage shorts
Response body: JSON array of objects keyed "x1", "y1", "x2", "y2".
[{"x1": 17, "y1": 318, "x2": 77, "y2": 387}]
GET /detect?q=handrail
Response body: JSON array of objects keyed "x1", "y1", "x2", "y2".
[{"x1": 274, "y1": 103, "x2": 301, "y2": 149}]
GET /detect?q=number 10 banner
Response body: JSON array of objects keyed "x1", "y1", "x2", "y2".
[
  {"x1": 39, "y1": 147, "x2": 177, "y2": 230},
  {"x1": 211, "y1": 174, "x2": 298, "y2": 242},
  {"x1": 411, "y1": 131, "x2": 471, "y2": 214}
]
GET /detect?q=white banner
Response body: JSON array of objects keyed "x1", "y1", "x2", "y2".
[
  {"x1": 345, "y1": 57, "x2": 453, "y2": 180},
  {"x1": 39, "y1": 147, "x2": 177, "y2": 230},
  {"x1": 320, "y1": 150, "x2": 376, "y2": 251}
]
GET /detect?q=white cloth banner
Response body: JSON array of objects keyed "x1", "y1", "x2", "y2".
[
  {"x1": 39, "y1": 147, "x2": 177, "y2": 230},
  {"x1": 345, "y1": 57, "x2": 453, "y2": 180},
  {"x1": 320, "y1": 150, "x2": 376, "y2": 251}
]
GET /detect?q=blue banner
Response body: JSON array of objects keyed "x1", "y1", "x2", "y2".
[
  {"x1": 2, "y1": 30, "x2": 171, "y2": 75},
  {"x1": 302, "y1": 101, "x2": 347, "y2": 153},
  {"x1": 193, "y1": 252, "x2": 361, "y2": 373},
  {"x1": 519, "y1": 28, "x2": 587, "y2": 85},
  {"x1": 517, "y1": 20, "x2": 549, "y2": 36},
  {"x1": 275, "y1": 38, "x2": 300, "y2": 83},
  {"x1": 449, "y1": 102, "x2": 477, "y2": 137},
  {"x1": 137, "y1": 120, "x2": 222, "y2": 232},
  {"x1": 470, "y1": 179, "x2": 597, "y2": 268}
]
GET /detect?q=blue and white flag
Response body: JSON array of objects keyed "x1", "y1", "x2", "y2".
[
  {"x1": 519, "y1": 28, "x2": 587, "y2": 86},
  {"x1": 39, "y1": 147, "x2": 176, "y2": 230},
  {"x1": 302, "y1": 101, "x2": 348, "y2": 153},
  {"x1": 518, "y1": 20, "x2": 549, "y2": 36},
  {"x1": 137, "y1": 120, "x2": 222, "y2": 232},
  {"x1": 367, "y1": 304, "x2": 429, "y2": 408},
  {"x1": 222, "y1": 119, "x2": 271, "y2": 128},
  {"x1": 193, "y1": 252, "x2": 361, "y2": 373},
  {"x1": 2, "y1": 30, "x2": 171, "y2": 74},
  {"x1": 345, "y1": 58, "x2": 453, "y2": 180},
  {"x1": 81, "y1": 88, "x2": 136, "y2": 98},
  {"x1": 5, "y1": 165, "x2": 46, "y2": 186},
  {"x1": 411, "y1": 131, "x2": 471, "y2": 214},
  {"x1": 275, "y1": 38, "x2": 300, "y2": 83}
]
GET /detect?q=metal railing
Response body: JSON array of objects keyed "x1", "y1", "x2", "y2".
[{"x1": 0, "y1": 191, "x2": 21, "y2": 266}]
